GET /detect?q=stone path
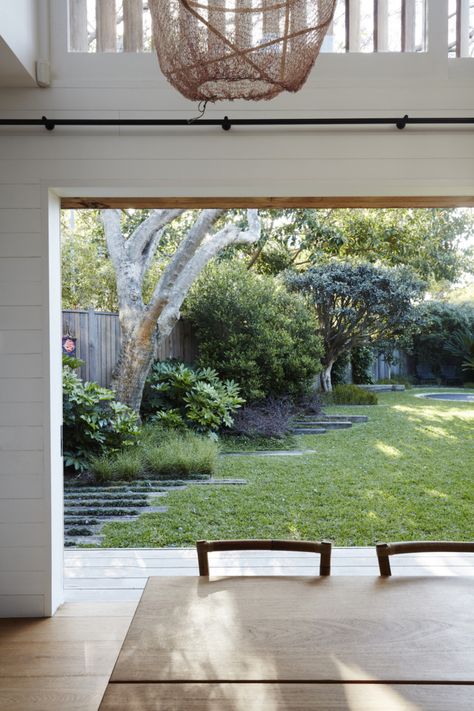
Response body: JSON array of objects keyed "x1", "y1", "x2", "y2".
[{"x1": 64, "y1": 478, "x2": 247, "y2": 547}]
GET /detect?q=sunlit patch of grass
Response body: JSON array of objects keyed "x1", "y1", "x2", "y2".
[
  {"x1": 101, "y1": 390, "x2": 474, "y2": 547},
  {"x1": 425, "y1": 489, "x2": 449, "y2": 499},
  {"x1": 374, "y1": 441, "x2": 402, "y2": 458}
]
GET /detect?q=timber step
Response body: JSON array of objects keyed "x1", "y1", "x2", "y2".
[{"x1": 294, "y1": 420, "x2": 352, "y2": 430}]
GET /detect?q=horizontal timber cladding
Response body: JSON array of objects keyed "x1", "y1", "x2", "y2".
[{"x1": 62, "y1": 310, "x2": 197, "y2": 388}]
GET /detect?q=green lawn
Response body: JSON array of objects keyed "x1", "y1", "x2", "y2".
[{"x1": 101, "y1": 389, "x2": 474, "y2": 547}]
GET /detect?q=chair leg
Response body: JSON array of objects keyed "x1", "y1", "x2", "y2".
[
  {"x1": 196, "y1": 540, "x2": 209, "y2": 576},
  {"x1": 376, "y1": 543, "x2": 392, "y2": 576},
  {"x1": 320, "y1": 541, "x2": 331, "y2": 576}
]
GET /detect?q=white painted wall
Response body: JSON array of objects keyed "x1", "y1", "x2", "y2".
[
  {"x1": 0, "y1": 0, "x2": 40, "y2": 85},
  {"x1": 0, "y1": 0, "x2": 473, "y2": 617}
]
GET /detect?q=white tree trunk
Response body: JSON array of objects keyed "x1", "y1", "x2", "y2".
[
  {"x1": 102, "y1": 209, "x2": 261, "y2": 412},
  {"x1": 320, "y1": 362, "x2": 334, "y2": 392}
]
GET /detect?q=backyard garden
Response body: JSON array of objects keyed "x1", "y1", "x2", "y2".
[{"x1": 61, "y1": 206, "x2": 474, "y2": 548}]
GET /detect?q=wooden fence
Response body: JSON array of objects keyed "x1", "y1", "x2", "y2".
[{"x1": 62, "y1": 310, "x2": 197, "y2": 388}]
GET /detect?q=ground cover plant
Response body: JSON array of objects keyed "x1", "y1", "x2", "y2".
[
  {"x1": 325, "y1": 384, "x2": 378, "y2": 406},
  {"x1": 142, "y1": 360, "x2": 244, "y2": 433},
  {"x1": 63, "y1": 361, "x2": 140, "y2": 472},
  {"x1": 100, "y1": 389, "x2": 474, "y2": 546},
  {"x1": 89, "y1": 428, "x2": 218, "y2": 482}
]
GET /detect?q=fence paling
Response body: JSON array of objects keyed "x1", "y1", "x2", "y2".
[{"x1": 62, "y1": 310, "x2": 197, "y2": 388}]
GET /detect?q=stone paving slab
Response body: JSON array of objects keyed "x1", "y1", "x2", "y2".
[
  {"x1": 295, "y1": 420, "x2": 352, "y2": 429},
  {"x1": 222, "y1": 450, "x2": 317, "y2": 457}
]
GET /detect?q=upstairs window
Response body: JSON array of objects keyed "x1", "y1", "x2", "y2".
[{"x1": 68, "y1": 0, "x2": 428, "y2": 55}]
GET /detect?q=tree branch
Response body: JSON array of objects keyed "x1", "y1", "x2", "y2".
[
  {"x1": 101, "y1": 209, "x2": 124, "y2": 270},
  {"x1": 125, "y1": 208, "x2": 186, "y2": 266},
  {"x1": 156, "y1": 209, "x2": 261, "y2": 337},
  {"x1": 148, "y1": 209, "x2": 225, "y2": 317}
]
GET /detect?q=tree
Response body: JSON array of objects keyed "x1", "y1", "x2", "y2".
[
  {"x1": 243, "y1": 208, "x2": 473, "y2": 283},
  {"x1": 100, "y1": 208, "x2": 261, "y2": 412},
  {"x1": 184, "y1": 262, "x2": 323, "y2": 401},
  {"x1": 286, "y1": 261, "x2": 425, "y2": 391}
]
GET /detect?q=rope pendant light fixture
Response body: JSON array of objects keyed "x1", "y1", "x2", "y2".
[{"x1": 149, "y1": 0, "x2": 337, "y2": 102}]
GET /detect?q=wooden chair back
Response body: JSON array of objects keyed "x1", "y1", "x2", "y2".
[
  {"x1": 376, "y1": 541, "x2": 474, "y2": 576},
  {"x1": 196, "y1": 539, "x2": 332, "y2": 576}
]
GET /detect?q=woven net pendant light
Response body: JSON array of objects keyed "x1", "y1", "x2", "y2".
[{"x1": 149, "y1": 1, "x2": 336, "y2": 102}]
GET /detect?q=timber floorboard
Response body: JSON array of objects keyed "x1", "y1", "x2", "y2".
[{"x1": 0, "y1": 602, "x2": 135, "y2": 711}]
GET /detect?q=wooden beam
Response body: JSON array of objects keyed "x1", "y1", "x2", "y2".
[{"x1": 61, "y1": 196, "x2": 474, "y2": 210}]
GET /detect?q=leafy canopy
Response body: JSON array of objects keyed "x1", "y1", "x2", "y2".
[
  {"x1": 241, "y1": 208, "x2": 473, "y2": 283},
  {"x1": 184, "y1": 262, "x2": 324, "y2": 401},
  {"x1": 286, "y1": 260, "x2": 426, "y2": 370}
]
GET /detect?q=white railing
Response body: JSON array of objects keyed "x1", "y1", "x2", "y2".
[
  {"x1": 324, "y1": 0, "x2": 426, "y2": 53},
  {"x1": 68, "y1": 1, "x2": 472, "y2": 57},
  {"x1": 68, "y1": 0, "x2": 152, "y2": 52},
  {"x1": 448, "y1": 0, "x2": 474, "y2": 57}
]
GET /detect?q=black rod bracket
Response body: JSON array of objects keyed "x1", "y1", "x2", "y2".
[
  {"x1": 42, "y1": 115, "x2": 55, "y2": 131},
  {"x1": 221, "y1": 116, "x2": 232, "y2": 131},
  {"x1": 396, "y1": 114, "x2": 409, "y2": 130}
]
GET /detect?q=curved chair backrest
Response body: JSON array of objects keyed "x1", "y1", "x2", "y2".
[
  {"x1": 196, "y1": 539, "x2": 332, "y2": 576},
  {"x1": 376, "y1": 541, "x2": 474, "y2": 576}
]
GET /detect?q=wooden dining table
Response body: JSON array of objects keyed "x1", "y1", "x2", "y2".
[{"x1": 99, "y1": 575, "x2": 474, "y2": 710}]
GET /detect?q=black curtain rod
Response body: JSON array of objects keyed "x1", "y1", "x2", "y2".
[{"x1": 0, "y1": 114, "x2": 473, "y2": 132}]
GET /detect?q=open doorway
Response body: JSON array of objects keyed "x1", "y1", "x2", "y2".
[{"x1": 59, "y1": 197, "x2": 474, "y2": 599}]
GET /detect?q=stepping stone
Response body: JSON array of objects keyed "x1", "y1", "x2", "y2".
[
  {"x1": 299, "y1": 414, "x2": 368, "y2": 423},
  {"x1": 192, "y1": 478, "x2": 247, "y2": 484},
  {"x1": 65, "y1": 499, "x2": 150, "y2": 508},
  {"x1": 292, "y1": 427, "x2": 327, "y2": 434},
  {"x1": 294, "y1": 420, "x2": 352, "y2": 430},
  {"x1": 222, "y1": 450, "x2": 317, "y2": 457},
  {"x1": 320, "y1": 414, "x2": 369, "y2": 423}
]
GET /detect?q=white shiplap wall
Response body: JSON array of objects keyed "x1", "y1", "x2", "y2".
[{"x1": 0, "y1": 0, "x2": 473, "y2": 617}]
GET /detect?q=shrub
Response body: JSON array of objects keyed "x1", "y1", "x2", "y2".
[
  {"x1": 411, "y1": 301, "x2": 474, "y2": 382},
  {"x1": 351, "y1": 346, "x2": 374, "y2": 384},
  {"x1": 90, "y1": 450, "x2": 144, "y2": 483},
  {"x1": 142, "y1": 361, "x2": 244, "y2": 433},
  {"x1": 88, "y1": 429, "x2": 218, "y2": 481},
  {"x1": 143, "y1": 431, "x2": 218, "y2": 478},
  {"x1": 377, "y1": 376, "x2": 413, "y2": 389},
  {"x1": 327, "y1": 384, "x2": 378, "y2": 405},
  {"x1": 230, "y1": 397, "x2": 294, "y2": 439},
  {"x1": 296, "y1": 390, "x2": 323, "y2": 417},
  {"x1": 63, "y1": 366, "x2": 140, "y2": 471},
  {"x1": 184, "y1": 262, "x2": 323, "y2": 401},
  {"x1": 331, "y1": 352, "x2": 350, "y2": 386}
]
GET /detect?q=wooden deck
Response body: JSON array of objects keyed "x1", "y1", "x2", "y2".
[{"x1": 64, "y1": 547, "x2": 474, "y2": 602}]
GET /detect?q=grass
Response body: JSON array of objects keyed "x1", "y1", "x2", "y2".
[
  {"x1": 88, "y1": 428, "x2": 218, "y2": 482},
  {"x1": 100, "y1": 389, "x2": 474, "y2": 547},
  {"x1": 219, "y1": 433, "x2": 297, "y2": 452}
]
